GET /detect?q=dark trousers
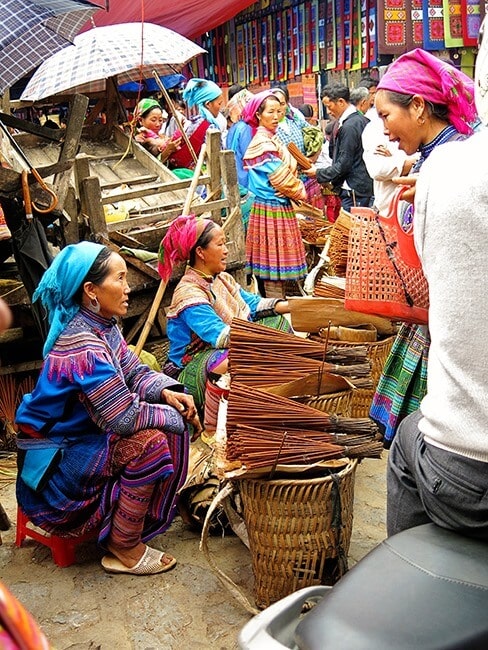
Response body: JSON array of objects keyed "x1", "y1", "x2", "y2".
[
  {"x1": 387, "y1": 410, "x2": 488, "y2": 539},
  {"x1": 338, "y1": 188, "x2": 372, "y2": 211}
]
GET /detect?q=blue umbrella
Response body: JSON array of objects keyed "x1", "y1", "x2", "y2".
[
  {"x1": 119, "y1": 73, "x2": 186, "y2": 94},
  {"x1": 0, "y1": 0, "x2": 102, "y2": 95}
]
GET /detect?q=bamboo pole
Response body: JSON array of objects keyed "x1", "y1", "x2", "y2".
[{"x1": 133, "y1": 143, "x2": 207, "y2": 356}]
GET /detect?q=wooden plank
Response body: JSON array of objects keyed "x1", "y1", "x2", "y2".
[
  {"x1": 105, "y1": 198, "x2": 228, "y2": 232},
  {"x1": 0, "y1": 111, "x2": 63, "y2": 141},
  {"x1": 206, "y1": 129, "x2": 223, "y2": 224},
  {"x1": 52, "y1": 94, "x2": 89, "y2": 210},
  {"x1": 80, "y1": 175, "x2": 107, "y2": 241},
  {"x1": 0, "y1": 360, "x2": 43, "y2": 376},
  {"x1": 109, "y1": 230, "x2": 146, "y2": 249},
  {"x1": 101, "y1": 174, "x2": 159, "y2": 189}
]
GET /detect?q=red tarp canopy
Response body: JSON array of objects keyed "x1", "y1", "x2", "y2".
[{"x1": 88, "y1": 1, "x2": 256, "y2": 39}]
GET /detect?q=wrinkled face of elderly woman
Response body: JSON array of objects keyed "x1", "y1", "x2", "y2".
[{"x1": 88, "y1": 252, "x2": 131, "y2": 319}]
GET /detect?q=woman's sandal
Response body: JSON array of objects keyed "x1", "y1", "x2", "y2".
[{"x1": 101, "y1": 546, "x2": 177, "y2": 575}]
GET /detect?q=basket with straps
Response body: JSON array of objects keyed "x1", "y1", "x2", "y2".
[
  {"x1": 345, "y1": 190, "x2": 429, "y2": 325},
  {"x1": 333, "y1": 336, "x2": 396, "y2": 417},
  {"x1": 238, "y1": 458, "x2": 358, "y2": 609}
]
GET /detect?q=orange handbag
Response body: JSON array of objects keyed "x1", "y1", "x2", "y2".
[{"x1": 344, "y1": 187, "x2": 429, "y2": 325}]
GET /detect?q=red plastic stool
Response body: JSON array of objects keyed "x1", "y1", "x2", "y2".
[{"x1": 15, "y1": 507, "x2": 96, "y2": 568}]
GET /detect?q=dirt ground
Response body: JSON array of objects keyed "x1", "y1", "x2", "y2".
[{"x1": 0, "y1": 453, "x2": 387, "y2": 650}]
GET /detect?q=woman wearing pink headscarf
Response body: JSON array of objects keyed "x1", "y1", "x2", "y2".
[
  {"x1": 158, "y1": 215, "x2": 292, "y2": 424},
  {"x1": 369, "y1": 49, "x2": 477, "y2": 447},
  {"x1": 242, "y1": 90, "x2": 308, "y2": 298}
]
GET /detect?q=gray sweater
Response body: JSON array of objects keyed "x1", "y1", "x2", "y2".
[{"x1": 414, "y1": 127, "x2": 488, "y2": 463}]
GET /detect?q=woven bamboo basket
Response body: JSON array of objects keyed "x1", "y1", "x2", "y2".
[
  {"x1": 238, "y1": 458, "x2": 358, "y2": 609},
  {"x1": 297, "y1": 388, "x2": 353, "y2": 417},
  {"x1": 328, "y1": 209, "x2": 352, "y2": 277},
  {"x1": 334, "y1": 336, "x2": 395, "y2": 417}
]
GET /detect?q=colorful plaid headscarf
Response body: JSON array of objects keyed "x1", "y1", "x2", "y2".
[
  {"x1": 226, "y1": 88, "x2": 254, "y2": 123},
  {"x1": 158, "y1": 215, "x2": 213, "y2": 282},
  {"x1": 377, "y1": 48, "x2": 476, "y2": 135},
  {"x1": 33, "y1": 242, "x2": 106, "y2": 357},
  {"x1": 242, "y1": 90, "x2": 279, "y2": 129}
]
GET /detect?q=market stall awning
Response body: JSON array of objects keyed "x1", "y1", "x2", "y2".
[{"x1": 86, "y1": 0, "x2": 256, "y2": 39}]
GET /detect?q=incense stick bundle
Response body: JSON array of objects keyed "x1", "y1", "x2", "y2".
[
  {"x1": 230, "y1": 318, "x2": 368, "y2": 362},
  {"x1": 314, "y1": 277, "x2": 346, "y2": 299},
  {"x1": 226, "y1": 423, "x2": 383, "y2": 471},
  {"x1": 230, "y1": 348, "x2": 371, "y2": 387},
  {"x1": 227, "y1": 383, "x2": 379, "y2": 436}
]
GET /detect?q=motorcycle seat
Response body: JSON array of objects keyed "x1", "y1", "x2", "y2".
[{"x1": 295, "y1": 523, "x2": 488, "y2": 649}]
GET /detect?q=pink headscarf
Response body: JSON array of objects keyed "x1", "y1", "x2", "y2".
[
  {"x1": 242, "y1": 90, "x2": 279, "y2": 129},
  {"x1": 377, "y1": 48, "x2": 477, "y2": 135},
  {"x1": 226, "y1": 88, "x2": 254, "y2": 123},
  {"x1": 158, "y1": 215, "x2": 213, "y2": 282}
]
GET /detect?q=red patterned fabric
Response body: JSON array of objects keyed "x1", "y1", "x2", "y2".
[
  {"x1": 443, "y1": 0, "x2": 463, "y2": 46},
  {"x1": 377, "y1": 0, "x2": 408, "y2": 54}
]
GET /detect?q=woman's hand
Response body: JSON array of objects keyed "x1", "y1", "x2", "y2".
[
  {"x1": 303, "y1": 164, "x2": 317, "y2": 177},
  {"x1": 375, "y1": 144, "x2": 392, "y2": 157},
  {"x1": 162, "y1": 389, "x2": 202, "y2": 435},
  {"x1": 392, "y1": 174, "x2": 418, "y2": 204}
]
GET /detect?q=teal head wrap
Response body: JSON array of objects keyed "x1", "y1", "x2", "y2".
[
  {"x1": 33, "y1": 241, "x2": 106, "y2": 357},
  {"x1": 182, "y1": 78, "x2": 222, "y2": 109}
]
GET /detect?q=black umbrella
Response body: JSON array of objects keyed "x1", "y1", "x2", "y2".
[{"x1": 1, "y1": 196, "x2": 53, "y2": 340}]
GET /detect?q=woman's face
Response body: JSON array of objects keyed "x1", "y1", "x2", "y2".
[
  {"x1": 272, "y1": 90, "x2": 287, "y2": 119},
  {"x1": 205, "y1": 94, "x2": 224, "y2": 118},
  {"x1": 90, "y1": 253, "x2": 131, "y2": 319},
  {"x1": 140, "y1": 108, "x2": 165, "y2": 133},
  {"x1": 257, "y1": 97, "x2": 282, "y2": 132},
  {"x1": 198, "y1": 226, "x2": 228, "y2": 275},
  {"x1": 375, "y1": 89, "x2": 423, "y2": 155}
]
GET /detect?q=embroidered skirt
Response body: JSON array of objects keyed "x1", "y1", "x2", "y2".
[{"x1": 245, "y1": 199, "x2": 307, "y2": 281}]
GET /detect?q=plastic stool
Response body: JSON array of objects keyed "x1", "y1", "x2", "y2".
[{"x1": 15, "y1": 507, "x2": 96, "y2": 568}]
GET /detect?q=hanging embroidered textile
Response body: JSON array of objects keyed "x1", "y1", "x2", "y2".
[
  {"x1": 423, "y1": 0, "x2": 445, "y2": 49},
  {"x1": 443, "y1": 0, "x2": 463, "y2": 46},
  {"x1": 311, "y1": 0, "x2": 320, "y2": 71},
  {"x1": 461, "y1": 0, "x2": 481, "y2": 46},
  {"x1": 324, "y1": 0, "x2": 336, "y2": 69},
  {"x1": 377, "y1": 0, "x2": 408, "y2": 54}
]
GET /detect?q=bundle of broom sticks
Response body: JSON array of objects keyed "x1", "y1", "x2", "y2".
[
  {"x1": 229, "y1": 318, "x2": 372, "y2": 388},
  {"x1": 224, "y1": 383, "x2": 382, "y2": 472}
]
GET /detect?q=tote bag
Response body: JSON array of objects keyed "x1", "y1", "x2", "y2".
[{"x1": 344, "y1": 187, "x2": 429, "y2": 324}]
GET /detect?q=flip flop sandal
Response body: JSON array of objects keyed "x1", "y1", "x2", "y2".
[{"x1": 101, "y1": 546, "x2": 177, "y2": 575}]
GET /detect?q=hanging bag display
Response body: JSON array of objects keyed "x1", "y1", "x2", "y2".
[{"x1": 344, "y1": 186, "x2": 429, "y2": 325}]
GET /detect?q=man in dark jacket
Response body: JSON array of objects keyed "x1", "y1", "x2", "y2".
[{"x1": 305, "y1": 83, "x2": 373, "y2": 211}]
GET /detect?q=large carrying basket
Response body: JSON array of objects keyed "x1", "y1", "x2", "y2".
[
  {"x1": 238, "y1": 458, "x2": 358, "y2": 609},
  {"x1": 334, "y1": 336, "x2": 395, "y2": 417}
]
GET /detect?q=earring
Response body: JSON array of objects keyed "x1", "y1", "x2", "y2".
[
  {"x1": 418, "y1": 115, "x2": 425, "y2": 125},
  {"x1": 89, "y1": 297, "x2": 100, "y2": 314}
]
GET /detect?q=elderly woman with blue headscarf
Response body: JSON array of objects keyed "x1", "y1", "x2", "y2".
[
  {"x1": 15, "y1": 242, "x2": 200, "y2": 576},
  {"x1": 167, "y1": 78, "x2": 225, "y2": 169}
]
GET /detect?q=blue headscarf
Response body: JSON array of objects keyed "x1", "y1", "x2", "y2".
[
  {"x1": 183, "y1": 78, "x2": 222, "y2": 129},
  {"x1": 33, "y1": 241, "x2": 106, "y2": 357}
]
